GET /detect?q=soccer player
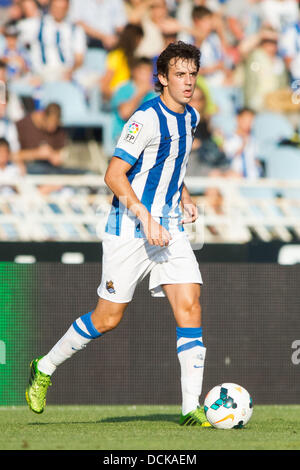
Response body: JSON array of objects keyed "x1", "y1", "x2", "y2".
[{"x1": 26, "y1": 41, "x2": 210, "y2": 427}]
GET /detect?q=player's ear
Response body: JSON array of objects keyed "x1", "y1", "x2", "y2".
[{"x1": 158, "y1": 73, "x2": 168, "y2": 87}]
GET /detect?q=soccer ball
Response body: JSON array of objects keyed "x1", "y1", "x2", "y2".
[{"x1": 204, "y1": 383, "x2": 253, "y2": 429}]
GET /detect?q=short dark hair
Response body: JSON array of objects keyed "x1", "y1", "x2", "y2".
[
  {"x1": 237, "y1": 107, "x2": 256, "y2": 116},
  {"x1": 192, "y1": 5, "x2": 212, "y2": 21},
  {"x1": 131, "y1": 56, "x2": 153, "y2": 70},
  {"x1": 154, "y1": 41, "x2": 201, "y2": 93},
  {"x1": 0, "y1": 138, "x2": 10, "y2": 151},
  {"x1": 44, "y1": 102, "x2": 62, "y2": 118}
]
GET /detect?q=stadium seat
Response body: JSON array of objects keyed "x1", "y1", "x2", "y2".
[
  {"x1": 238, "y1": 187, "x2": 276, "y2": 199},
  {"x1": 41, "y1": 81, "x2": 113, "y2": 155},
  {"x1": 82, "y1": 48, "x2": 107, "y2": 74},
  {"x1": 8, "y1": 80, "x2": 35, "y2": 98},
  {"x1": 209, "y1": 86, "x2": 242, "y2": 115},
  {"x1": 211, "y1": 112, "x2": 237, "y2": 136},
  {"x1": 252, "y1": 112, "x2": 294, "y2": 162},
  {"x1": 41, "y1": 81, "x2": 85, "y2": 118},
  {"x1": 266, "y1": 146, "x2": 300, "y2": 179}
]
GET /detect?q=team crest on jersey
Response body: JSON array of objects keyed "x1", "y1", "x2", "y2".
[
  {"x1": 106, "y1": 280, "x2": 116, "y2": 294},
  {"x1": 125, "y1": 121, "x2": 143, "y2": 144}
]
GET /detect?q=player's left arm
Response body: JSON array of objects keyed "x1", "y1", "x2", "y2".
[{"x1": 180, "y1": 183, "x2": 198, "y2": 224}]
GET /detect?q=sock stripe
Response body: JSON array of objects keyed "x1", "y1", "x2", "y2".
[
  {"x1": 72, "y1": 320, "x2": 94, "y2": 339},
  {"x1": 176, "y1": 327, "x2": 202, "y2": 340},
  {"x1": 80, "y1": 311, "x2": 102, "y2": 339},
  {"x1": 177, "y1": 339, "x2": 204, "y2": 355}
]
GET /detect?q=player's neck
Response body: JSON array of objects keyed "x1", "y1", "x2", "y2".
[{"x1": 160, "y1": 93, "x2": 186, "y2": 115}]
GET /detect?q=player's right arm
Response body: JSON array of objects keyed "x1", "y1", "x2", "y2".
[{"x1": 104, "y1": 157, "x2": 171, "y2": 247}]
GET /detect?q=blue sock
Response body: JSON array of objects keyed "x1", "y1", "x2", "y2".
[{"x1": 73, "y1": 311, "x2": 102, "y2": 339}]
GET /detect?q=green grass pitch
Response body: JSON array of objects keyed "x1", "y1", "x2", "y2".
[{"x1": 0, "y1": 405, "x2": 300, "y2": 450}]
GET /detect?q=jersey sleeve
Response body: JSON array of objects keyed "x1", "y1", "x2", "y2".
[{"x1": 113, "y1": 109, "x2": 154, "y2": 166}]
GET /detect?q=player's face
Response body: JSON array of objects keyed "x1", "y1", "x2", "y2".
[{"x1": 159, "y1": 57, "x2": 198, "y2": 113}]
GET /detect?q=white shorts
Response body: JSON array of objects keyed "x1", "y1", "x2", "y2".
[{"x1": 97, "y1": 232, "x2": 203, "y2": 303}]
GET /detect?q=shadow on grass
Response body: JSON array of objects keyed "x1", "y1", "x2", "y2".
[{"x1": 27, "y1": 414, "x2": 179, "y2": 426}]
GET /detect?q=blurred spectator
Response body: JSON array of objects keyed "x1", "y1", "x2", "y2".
[
  {"x1": 0, "y1": 96, "x2": 20, "y2": 153},
  {"x1": 0, "y1": 58, "x2": 25, "y2": 121},
  {"x1": 198, "y1": 107, "x2": 262, "y2": 215},
  {"x1": 0, "y1": 22, "x2": 30, "y2": 81},
  {"x1": 69, "y1": 0, "x2": 127, "y2": 49},
  {"x1": 35, "y1": 0, "x2": 50, "y2": 14},
  {"x1": 124, "y1": 0, "x2": 152, "y2": 25},
  {"x1": 19, "y1": 0, "x2": 42, "y2": 19},
  {"x1": 195, "y1": 74, "x2": 218, "y2": 115},
  {"x1": 17, "y1": 0, "x2": 86, "y2": 83},
  {"x1": 16, "y1": 1, "x2": 42, "y2": 53},
  {"x1": 0, "y1": 1, "x2": 14, "y2": 27},
  {"x1": 260, "y1": 0, "x2": 299, "y2": 32},
  {"x1": 191, "y1": 5, "x2": 232, "y2": 86},
  {"x1": 110, "y1": 56, "x2": 157, "y2": 142},
  {"x1": 177, "y1": 0, "x2": 227, "y2": 44},
  {"x1": 0, "y1": 0, "x2": 22, "y2": 28},
  {"x1": 100, "y1": 23, "x2": 144, "y2": 102},
  {"x1": 224, "y1": 0, "x2": 262, "y2": 45},
  {"x1": 152, "y1": 28, "x2": 179, "y2": 85},
  {"x1": 135, "y1": 0, "x2": 183, "y2": 59},
  {"x1": 186, "y1": 84, "x2": 228, "y2": 176},
  {"x1": 243, "y1": 29, "x2": 289, "y2": 112},
  {"x1": 279, "y1": 16, "x2": 300, "y2": 81},
  {"x1": 0, "y1": 137, "x2": 23, "y2": 181},
  {"x1": 15, "y1": 102, "x2": 67, "y2": 173},
  {"x1": 223, "y1": 107, "x2": 262, "y2": 179}
]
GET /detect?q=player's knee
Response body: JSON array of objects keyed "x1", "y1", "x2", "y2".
[
  {"x1": 91, "y1": 309, "x2": 124, "y2": 333},
  {"x1": 101, "y1": 312, "x2": 123, "y2": 332},
  {"x1": 177, "y1": 300, "x2": 202, "y2": 327}
]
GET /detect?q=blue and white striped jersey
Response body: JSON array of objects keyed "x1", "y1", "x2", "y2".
[
  {"x1": 105, "y1": 96, "x2": 200, "y2": 238},
  {"x1": 17, "y1": 15, "x2": 86, "y2": 74}
]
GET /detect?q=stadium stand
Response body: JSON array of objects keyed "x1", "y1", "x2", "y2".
[
  {"x1": 0, "y1": 0, "x2": 299, "y2": 257},
  {"x1": 0, "y1": 174, "x2": 299, "y2": 248}
]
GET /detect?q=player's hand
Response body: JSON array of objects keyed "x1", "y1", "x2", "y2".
[
  {"x1": 141, "y1": 215, "x2": 172, "y2": 247},
  {"x1": 180, "y1": 201, "x2": 198, "y2": 224}
]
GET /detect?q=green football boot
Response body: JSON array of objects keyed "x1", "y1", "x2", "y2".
[
  {"x1": 25, "y1": 357, "x2": 52, "y2": 414},
  {"x1": 179, "y1": 406, "x2": 211, "y2": 427}
]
